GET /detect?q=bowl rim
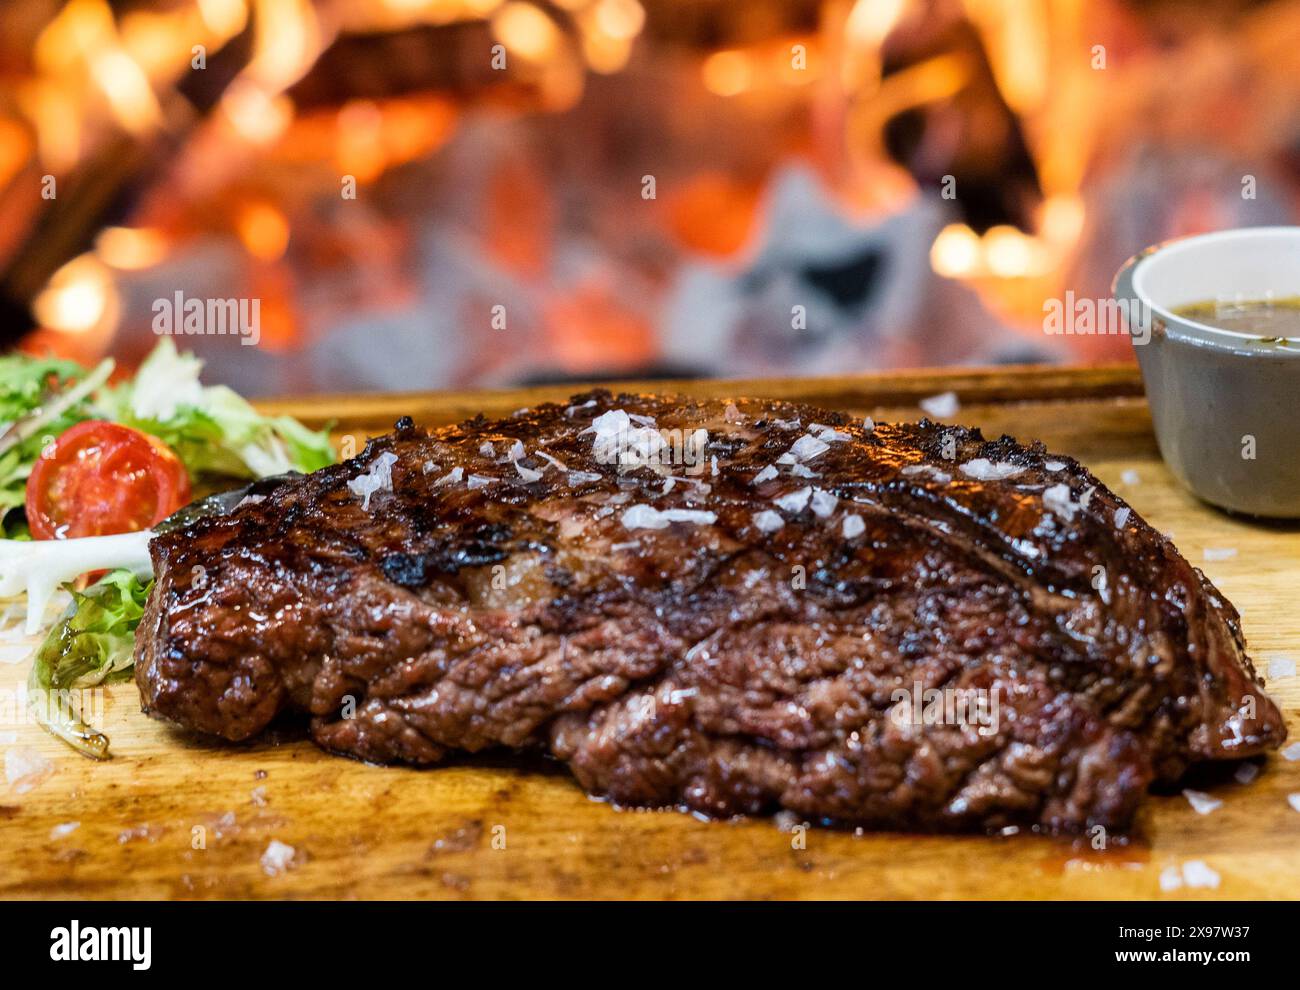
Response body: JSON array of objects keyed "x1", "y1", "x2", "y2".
[{"x1": 1116, "y1": 226, "x2": 1300, "y2": 353}]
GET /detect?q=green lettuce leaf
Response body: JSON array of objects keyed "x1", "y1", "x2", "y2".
[
  {"x1": 107, "y1": 339, "x2": 335, "y2": 479},
  {"x1": 28, "y1": 568, "x2": 152, "y2": 759},
  {"x1": 31, "y1": 569, "x2": 150, "y2": 691},
  {"x1": 0, "y1": 354, "x2": 83, "y2": 420}
]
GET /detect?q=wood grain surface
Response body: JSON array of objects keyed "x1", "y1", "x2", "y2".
[{"x1": 2, "y1": 364, "x2": 1297, "y2": 901}]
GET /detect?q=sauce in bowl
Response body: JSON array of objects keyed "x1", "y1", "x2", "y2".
[{"x1": 1174, "y1": 296, "x2": 1300, "y2": 341}]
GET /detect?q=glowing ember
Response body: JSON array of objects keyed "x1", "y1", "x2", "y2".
[
  {"x1": 492, "y1": 3, "x2": 562, "y2": 63},
  {"x1": 95, "y1": 227, "x2": 168, "y2": 271},
  {"x1": 32, "y1": 254, "x2": 118, "y2": 337},
  {"x1": 702, "y1": 50, "x2": 752, "y2": 97},
  {"x1": 221, "y1": 79, "x2": 293, "y2": 145},
  {"x1": 237, "y1": 202, "x2": 291, "y2": 262}
]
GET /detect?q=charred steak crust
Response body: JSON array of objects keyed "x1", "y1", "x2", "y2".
[{"x1": 134, "y1": 391, "x2": 1286, "y2": 833}]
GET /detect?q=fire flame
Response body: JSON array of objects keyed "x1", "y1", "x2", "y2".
[{"x1": 10, "y1": 0, "x2": 1128, "y2": 359}]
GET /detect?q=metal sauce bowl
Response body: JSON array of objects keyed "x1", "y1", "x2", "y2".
[{"x1": 1113, "y1": 226, "x2": 1300, "y2": 518}]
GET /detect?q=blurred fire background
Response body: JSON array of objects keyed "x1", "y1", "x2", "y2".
[{"x1": 1, "y1": 0, "x2": 1298, "y2": 395}]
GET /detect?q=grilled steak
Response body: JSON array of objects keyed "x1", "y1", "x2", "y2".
[{"x1": 134, "y1": 391, "x2": 1286, "y2": 833}]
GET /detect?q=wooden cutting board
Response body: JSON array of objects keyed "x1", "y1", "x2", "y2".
[{"x1": 2, "y1": 364, "x2": 1297, "y2": 900}]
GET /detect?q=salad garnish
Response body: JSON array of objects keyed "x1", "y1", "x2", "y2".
[
  {"x1": 27, "y1": 569, "x2": 151, "y2": 760},
  {"x1": 104, "y1": 339, "x2": 335, "y2": 480},
  {"x1": 0, "y1": 340, "x2": 336, "y2": 757}
]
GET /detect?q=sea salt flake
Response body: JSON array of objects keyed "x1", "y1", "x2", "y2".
[
  {"x1": 432, "y1": 466, "x2": 463, "y2": 489},
  {"x1": 753, "y1": 510, "x2": 785, "y2": 533},
  {"x1": 902, "y1": 464, "x2": 951, "y2": 483},
  {"x1": 1266, "y1": 656, "x2": 1296, "y2": 680},
  {"x1": 809, "y1": 489, "x2": 838, "y2": 518},
  {"x1": 959, "y1": 458, "x2": 1023, "y2": 481},
  {"x1": 1288, "y1": 794, "x2": 1300, "y2": 814},
  {"x1": 347, "y1": 451, "x2": 399, "y2": 510},
  {"x1": 724, "y1": 403, "x2": 743, "y2": 423},
  {"x1": 1158, "y1": 866, "x2": 1183, "y2": 892},
  {"x1": 842, "y1": 514, "x2": 865, "y2": 538},
  {"x1": 920, "y1": 391, "x2": 959, "y2": 418},
  {"x1": 813, "y1": 425, "x2": 852, "y2": 442},
  {"x1": 479, "y1": 442, "x2": 494, "y2": 458},
  {"x1": 566, "y1": 399, "x2": 597, "y2": 416},
  {"x1": 1042, "y1": 483, "x2": 1078, "y2": 521},
  {"x1": 789, "y1": 434, "x2": 830, "y2": 462},
  {"x1": 534, "y1": 450, "x2": 569, "y2": 472},
  {"x1": 1181, "y1": 860, "x2": 1220, "y2": 889},
  {"x1": 513, "y1": 460, "x2": 543, "y2": 483},
  {"x1": 5, "y1": 747, "x2": 53, "y2": 794},
  {"x1": 863, "y1": 417, "x2": 875, "y2": 431},
  {"x1": 773, "y1": 487, "x2": 812, "y2": 513},
  {"x1": 774, "y1": 810, "x2": 800, "y2": 833},
  {"x1": 1182, "y1": 789, "x2": 1222, "y2": 815},
  {"x1": 789, "y1": 463, "x2": 819, "y2": 478},
  {"x1": 1044, "y1": 460, "x2": 1066, "y2": 471},
  {"x1": 50, "y1": 821, "x2": 79, "y2": 839},
  {"x1": 604, "y1": 416, "x2": 668, "y2": 467},
  {"x1": 1203, "y1": 547, "x2": 1238, "y2": 562},
  {"x1": 467, "y1": 474, "x2": 493, "y2": 489},
  {"x1": 581, "y1": 409, "x2": 626, "y2": 435},
  {"x1": 261, "y1": 839, "x2": 298, "y2": 877},
  {"x1": 1121, "y1": 469, "x2": 1141, "y2": 486},
  {"x1": 620, "y1": 505, "x2": 717, "y2": 530},
  {"x1": 1281, "y1": 742, "x2": 1300, "y2": 761},
  {"x1": 568, "y1": 470, "x2": 602, "y2": 485},
  {"x1": 752, "y1": 465, "x2": 778, "y2": 485},
  {"x1": 1233, "y1": 763, "x2": 1259, "y2": 785},
  {"x1": 1114, "y1": 506, "x2": 1131, "y2": 528}
]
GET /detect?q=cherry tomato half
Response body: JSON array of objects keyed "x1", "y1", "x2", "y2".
[{"x1": 26, "y1": 421, "x2": 191, "y2": 540}]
